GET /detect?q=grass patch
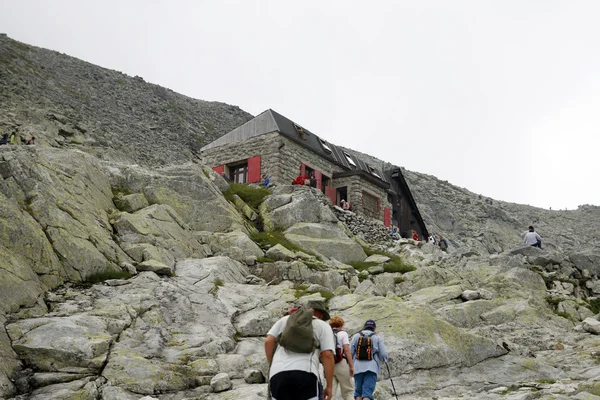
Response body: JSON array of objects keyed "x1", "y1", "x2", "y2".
[
  {"x1": 545, "y1": 296, "x2": 564, "y2": 306},
  {"x1": 209, "y1": 279, "x2": 224, "y2": 296},
  {"x1": 384, "y1": 263, "x2": 415, "y2": 273},
  {"x1": 348, "y1": 261, "x2": 378, "y2": 271},
  {"x1": 257, "y1": 257, "x2": 275, "y2": 263},
  {"x1": 84, "y1": 270, "x2": 132, "y2": 284},
  {"x1": 363, "y1": 247, "x2": 416, "y2": 274},
  {"x1": 536, "y1": 379, "x2": 556, "y2": 384},
  {"x1": 349, "y1": 249, "x2": 416, "y2": 274},
  {"x1": 553, "y1": 310, "x2": 570, "y2": 320},
  {"x1": 223, "y1": 183, "x2": 271, "y2": 210},
  {"x1": 303, "y1": 261, "x2": 322, "y2": 270},
  {"x1": 394, "y1": 277, "x2": 405, "y2": 284},
  {"x1": 587, "y1": 298, "x2": 600, "y2": 314},
  {"x1": 251, "y1": 231, "x2": 307, "y2": 254}
]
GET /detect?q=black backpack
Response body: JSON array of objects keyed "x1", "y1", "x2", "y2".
[
  {"x1": 332, "y1": 328, "x2": 344, "y2": 363},
  {"x1": 356, "y1": 332, "x2": 373, "y2": 361}
]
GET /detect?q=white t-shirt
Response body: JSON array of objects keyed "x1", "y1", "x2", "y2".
[
  {"x1": 335, "y1": 329, "x2": 350, "y2": 347},
  {"x1": 524, "y1": 231, "x2": 542, "y2": 245},
  {"x1": 268, "y1": 315, "x2": 335, "y2": 379}
]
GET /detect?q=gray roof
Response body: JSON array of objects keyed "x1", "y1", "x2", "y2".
[{"x1": 201, "y1": 109, "x2": 388, "y2": 186}]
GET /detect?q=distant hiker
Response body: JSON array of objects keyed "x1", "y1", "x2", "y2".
[
  {"x1": 9, "y1": 131, "x2": 16, "y2": 145},
  {"x1": 428, "y1": 233, "x2": 436, "y2": 245},
  {"x1": 265, "y1": 300, "x2": 336, "y2": 400},
  {"x1": 401, "y1": 231, "x2": 409, "y2": 239},
  {"x1": 523, "y1": 225, "x2": 542, "y2": 248},
  {"x1": 26, "y1": 136, "x2": 35, "y2": 145},
  {"x1": 439, "y1": 236, "x2": 448, "y2": 252},
  {"x1": 0, "y1": 133, "x2": 8, "y2": 145},
  {"x1": 412, "y1": 231, "x2": 419, "y2": 241},
  {"x1": 309, "y1": 172, "x2": 317, "y2": 188},
  {"x1": 328, "y1": 316, "x2": 354, "y2": 400},
  {"x1": 292, "y1": 173, "x2": 306, "y2": 185},
  {"x1": 341, "y1": 199, "x2": 351, "y2": 211},
  {"x1": 350, "y1": 319, "x2": 388, "y2": 400},
  {"x1": 262, "y1": 174, "x2": 272, "y2": 187},
  {"x1": 391, "y1": 226, "x2": 400, "y2": 240}
]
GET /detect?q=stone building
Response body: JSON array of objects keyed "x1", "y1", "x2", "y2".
[{"x1": 201, "y1": 109, "x2": 427, "y2": 238}]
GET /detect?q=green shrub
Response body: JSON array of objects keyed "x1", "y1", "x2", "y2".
[
  {"x1": 350, "y1": 248, "x2": 416, "y2": 274},
  {"x1": 588, "y1": 298, "x2": 600, "y2": 314},
  {"x1": 251, "y1": 231, "x2": 307, "y2": 254},
  {"x1": 553, "y1": 310, "x2": 570, "y2": 320},
  {"x1": 545, "y1": 296, "x2": 564, "y2": 306},
  {"x1": 347, "y1": 261, "x2": 378, "y2": 271},
  {"x1": 384, "y1": 263, "x2": 416, "y2": 274},
  {"x1": 223, "y1": 183, "x2": 271, "y2": 210},
  {"x1": 84, "y1": 270, "x2": 132, "y2": 284},
  {"x1": 257, "y1": 257, "x2": 275, "y2": 263}
]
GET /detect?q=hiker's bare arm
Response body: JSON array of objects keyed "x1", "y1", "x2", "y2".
[
  {"x1": 320, "y1": 350, "x2": 334, "y2": 399},
  {"x1": 343, "y1": 343, "x2": 354, "y2": 375},
  {"x1": 265, "y1": 335, "x2": 277, "y2": 364}
]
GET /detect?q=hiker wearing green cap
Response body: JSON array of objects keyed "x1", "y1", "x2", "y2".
[
  {"x1": 350, "y1": 319, "x2": 388, "y2": 400},
  {"x1": 265, "y1": 300, "x2": 336, "y2": 400}
]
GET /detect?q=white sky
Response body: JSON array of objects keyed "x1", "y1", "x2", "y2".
[{"x1": 1, "y1": 0, "x2": 599, "y2": 209}]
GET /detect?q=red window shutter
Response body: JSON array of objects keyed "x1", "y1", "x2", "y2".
[
  {"x1": 212, "y1": 165, "x2": 224, "y2": 176},
  {"x1": 325, "y1": 186, "x2": 337, "y2": 204},
  {"x1": 300, "y1": 163, "x2": 306, "y2": 176},
  {"x1": 315, "y1": 171, "x2": 322, "y2": 190},
  {"x1": 247, "y1": 156, "x2": 261, "y2": 183},
  {"x1": 384, "y1": 207, "x2": 391, "y2": 227}
]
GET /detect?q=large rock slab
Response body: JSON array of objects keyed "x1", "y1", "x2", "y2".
[
  {"x1": 0, "y1": 149, "x2": 132, "y2": 315},
  {"x1": 284, "y1": 222, "x2": 367, "y2": 263},
  {"x1": 7, "y1": 314, "x2": 113, "y2": 373},
  {"x1": 570, "y1": 250, "x2": 600, "y2": 277},
  {"x1": 260, "y1": 185, "x2": 338, "y2": 231},
  {"x1": 108, "y1": 163, "x2": 254, "y2": 234},
  {"x1": 102, "y1": 257, "x2": 249, "y2": 394},
  {"x1": 330, "y1": 295, "x2": 507, "y2": 372},
  {"x1": 26, "y1": 377, "x2": 98, "y2": 400},
  {"x1": 210, "y1": 230, "x2": 264, "y2": 262},
  {"x1": 0, "y1": 316, "x2": 19, "y2": 398},
  {"x1": 114, "y1": 204, "x2": 208, "y2": 261}
]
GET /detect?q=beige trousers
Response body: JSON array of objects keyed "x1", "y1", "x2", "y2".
[{"x1": 330, "y1": 359, "x2": 354, "y2": 400}]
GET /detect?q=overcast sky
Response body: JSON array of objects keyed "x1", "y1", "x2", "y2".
[{"x1": 1, "y1": 1, "x2": 599, "y2": 209}]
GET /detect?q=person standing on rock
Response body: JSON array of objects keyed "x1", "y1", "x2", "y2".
[
  {"x1": 350, "y1": 319, "x2": 388, "y2": 400},
  {"x1": 328, "y1": 316, "x2": 354, "y2": 400},
  {"x1": 439, "y1": 236, "x2": 449, "y2": 252},
  {"x1": 265, "y1": 300, "x2": 336, "y2": 400},
  {"x1": 428, "y1": 233, "x2": 436, "y2": 245},
  {"x1": 523, "y1": 225, "x2": 542, "y2": 248}
]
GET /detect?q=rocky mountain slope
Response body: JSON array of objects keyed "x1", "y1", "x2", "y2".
[
  {"x1": 0, "y1": 35, "x2": 599, "y2": 400},
  {"x1": 344, "y1": 147, "x2": 600, "y2": 255},
  {"x1": 0, "y1": 34, "x2": 252, "y2": 166}
]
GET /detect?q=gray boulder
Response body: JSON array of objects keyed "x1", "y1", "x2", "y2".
[
  {"x1": 211, "y1": 373, "x2": 232, "y2": 392},
  {"x1": 260, "y1": 185, "x2": 338, "y2": 231},
  {"x1": 284, "y1": 223, "x2": 367, "y2": 263},
  {"x1": 266, "y1": 243, "x2": 296, "y2": 261}
]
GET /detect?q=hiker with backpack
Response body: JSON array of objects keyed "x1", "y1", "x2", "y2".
[
  {"x1": 265, "y1": 300, "x2": 336, "y2": 400},
  {"x1": 350, "y1": 319, "x2": 388, "y2": 400},
  {"x1": 328, "y1": 316, "x2": 355, "y2": 400}
]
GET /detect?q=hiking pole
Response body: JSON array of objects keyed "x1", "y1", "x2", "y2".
[{"x1": 385, "y1": 361, "x2": 399, "y2": 400}]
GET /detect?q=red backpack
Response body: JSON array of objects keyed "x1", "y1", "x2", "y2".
[{"x1": 332, "y1": 328, "x2": 345, "y2": 363}]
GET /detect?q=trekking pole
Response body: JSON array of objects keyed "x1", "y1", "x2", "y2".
[{"x1": 385, "y1": 361, "x2": 399, "y2": 400}]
